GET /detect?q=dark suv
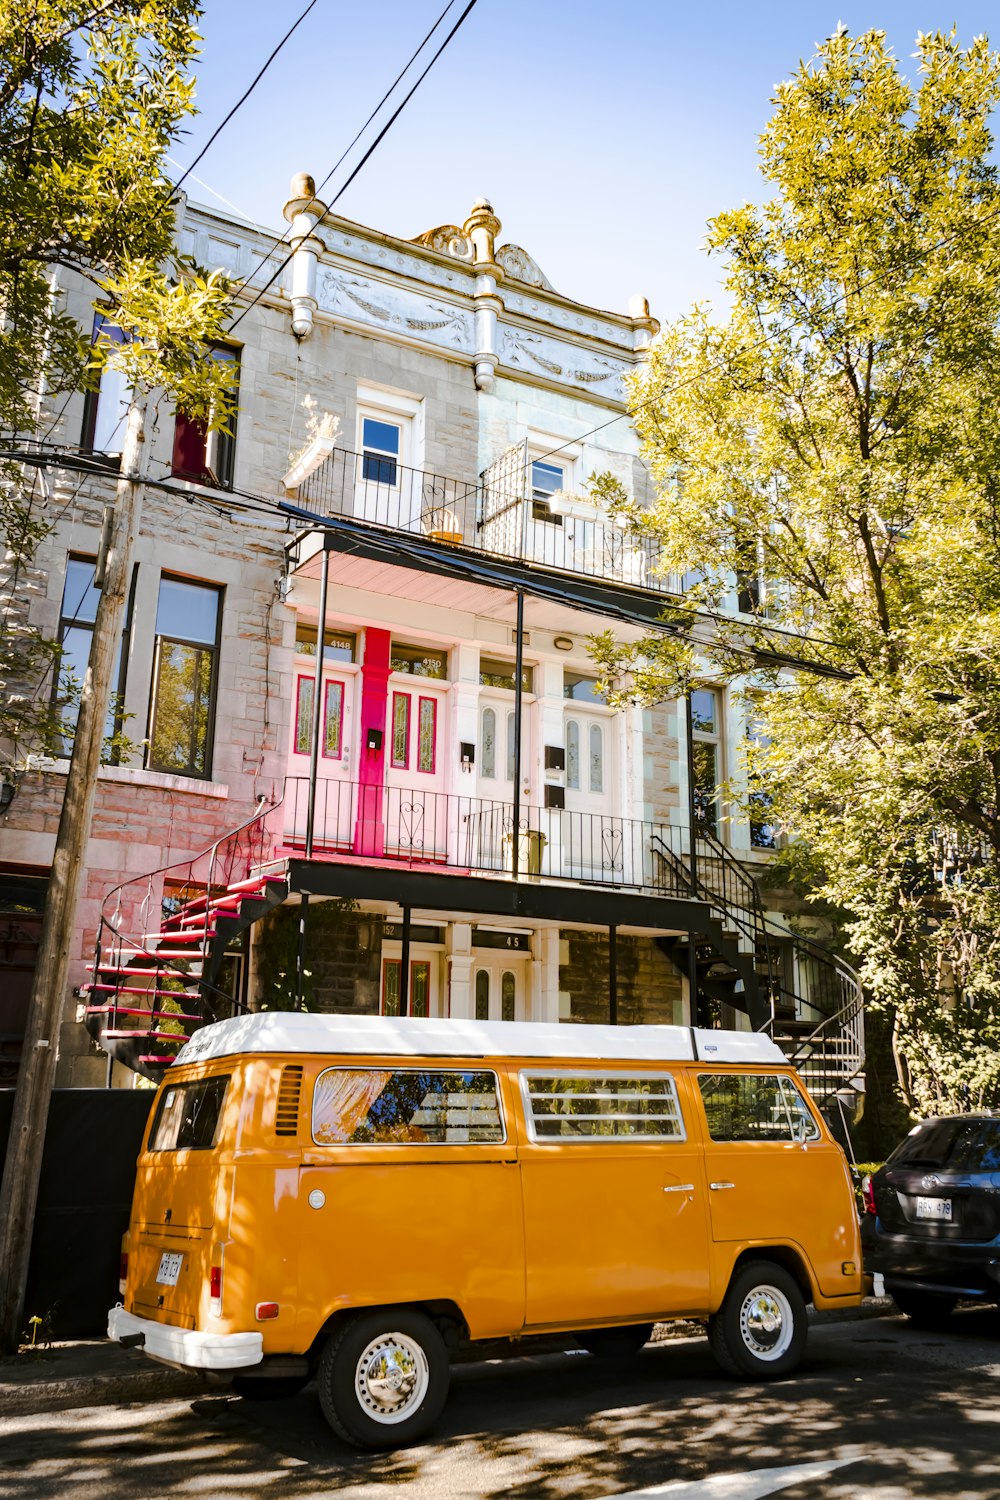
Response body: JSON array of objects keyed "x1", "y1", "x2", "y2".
[{"x1": 861, "y1": 1115, "x2": 1000, "y2": 1325}]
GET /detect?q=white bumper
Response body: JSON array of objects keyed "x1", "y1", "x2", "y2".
[{"x1": 108, "y1": 1305, "x2": 264, "y2": 1372}]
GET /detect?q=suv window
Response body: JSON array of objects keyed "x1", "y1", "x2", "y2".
[
  {"x1": 698, "y1": 1073, "x2": 820, "y2": 1143},
  {"x1": 891, "y1": 1118, "x2": 1000, "y2": 1172},
  {"x1": 312, "y1": 1068, "x2": 504, "y2": 1145},
  {"x1": 149, "y1": 1075, "x2": 230, "y2": 1151},
  {"x1": 521, "y1": 1072, "x2": 685, "y2": 1142}
]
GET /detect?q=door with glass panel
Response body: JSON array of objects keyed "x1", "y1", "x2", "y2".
[
  {"x1": 284, "y1": 625, "x2": 357, "y2": 849},
  {"x1": 562, "y1": 673, "x2": 620, "y2": 883},
  {"x1": 474, "y1": 660, "x2": 536, "y2": 874},
  {"x1": 473, "y1": 957, "x2": 528, "y2": 1022},
  {"x1": 517, "y1": 1068, "x2": 710, "y2": 1325},
  {"x1": 381, "y1": 953, "x2": 438, "y2": 1017},
  {"x1": 384, "y1": 673, "x2": 449, "y2": 862}
]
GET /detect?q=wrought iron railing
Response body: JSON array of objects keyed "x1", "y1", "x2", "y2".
[
  {"x1": 293, "y1": 445, "x2": 673, "y2": 592},
  {"x1": 282, "y1": 776, "x2": 690, "y2": 896}
]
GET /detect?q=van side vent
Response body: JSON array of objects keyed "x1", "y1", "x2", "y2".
[{"x1": 275, "y1": 1065, "x2": 304, "y2": 1136}]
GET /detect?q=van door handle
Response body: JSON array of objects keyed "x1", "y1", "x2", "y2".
[
  {"x1": 662, "y1": 1184, "x2": 695, "y2": 1194},
  {"x1": 709, "y1": 1181, "x2": 735, "y2": 1191}
]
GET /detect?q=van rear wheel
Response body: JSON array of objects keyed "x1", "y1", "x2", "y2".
[
  {"x1": 708, "y1": 1261, "x2": 806, "y2": 1380},
  {"x1": 317, "y1": 1309, "x2": 449, "y2": 1449},
  {"x1": 576, "y1": 1323, "x2": 654, "y2": 1359}
]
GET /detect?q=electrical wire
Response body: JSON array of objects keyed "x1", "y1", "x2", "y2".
[{"x1": 226, "y1": 0, "x2": 478, "y2": 334}]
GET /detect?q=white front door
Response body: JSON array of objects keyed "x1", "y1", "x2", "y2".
[
  {"x1": 475, "y1": 693, "x2": 536, "y2": 873},
  {"x1": 473, "y1": 954, "x2": 529, "y2": 1022},
  {"x1": 285, "y1": 665, "x2": 356, "y2": 848},
  {"x1": 384, "y1": 680, "x2": 449, "y2": 860},
  {"x1": 563, "y1": 705, "x2": 625, "y2": 882}
]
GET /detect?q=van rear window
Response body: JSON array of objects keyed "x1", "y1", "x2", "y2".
[
  {"x1": 149, "y1": 1075, "x2": 231, "y2": 1152},
  {"x1": 312, "y1": 1068, "x2": 504, "y2": 1145},
  {"x1": 698, "y1": 1073, "x2": 819, "y2": 1143},
  {"x1": 521, "y1": 1072, "x2": 685, "y2": 1141}
]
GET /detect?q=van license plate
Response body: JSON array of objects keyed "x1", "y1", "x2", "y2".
[
  {"x1": 156, "y1": 1251, "x2": 184, "y2": 1286},
  {"x1": 916, "y1": 1196, "x2": 952, "y2": 1221}
]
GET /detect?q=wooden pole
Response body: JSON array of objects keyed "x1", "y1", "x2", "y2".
[{"x1": 0, "y1": 395, "x2": 148, "y2": 1353}]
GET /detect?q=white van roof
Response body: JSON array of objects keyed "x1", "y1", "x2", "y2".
[{"x1": 173, "y1": 1013, "x2": 787, "y2": 1068}]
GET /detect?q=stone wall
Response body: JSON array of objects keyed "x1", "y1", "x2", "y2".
[
  {"x1": 561, "y1": 929, "x2": 685, "y2": 1027},
  {"x1": 254, "y1": 902, "x2": 383, "y2": 1016}
]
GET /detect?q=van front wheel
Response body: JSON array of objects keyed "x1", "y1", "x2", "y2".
[
  {"x1": 708, "y1": 1261, "x2": 806, "y2": 1380},
  {"x1": 318, "y1": 1309, "x2": 449, "y2": 1449}
]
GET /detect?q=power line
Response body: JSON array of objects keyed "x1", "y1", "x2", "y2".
[
  {"x1": 171, "y1": 0, "x2": 322, "y2": 200},
  {"x1": 227, "y1": 0, "x2": 478, "y2": 334}
]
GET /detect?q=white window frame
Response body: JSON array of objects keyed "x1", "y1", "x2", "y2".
[{"x1": 518, "y1": 1069, "x2": 687, "y2": 1145}]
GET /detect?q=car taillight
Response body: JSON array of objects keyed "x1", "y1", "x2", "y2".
[
  {"x1": 119, "y1": 1250, "x2": 128, "y2": 1296},
  {"x1": 210, "y1": 1263, "x2": 223, "y2": 1317},
  {"x1": 255, "y1": 1302, "x2": 279, "y2": 1321},
  {"x1": 862, "y1": 1174, "x2": 877, "y2": 1215}
]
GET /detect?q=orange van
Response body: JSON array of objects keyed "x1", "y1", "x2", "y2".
[{"x1": 109, "y1": 1014, "x2": 862, "y2": 1447}]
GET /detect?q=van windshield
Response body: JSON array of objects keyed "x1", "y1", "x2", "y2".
[{"x1": 149, "y1": 1075, "x2": 231, "y2": 1151}]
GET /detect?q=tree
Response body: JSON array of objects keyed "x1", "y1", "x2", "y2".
[
  {"x1": 593, "y1": 27, "x2": 1000, "y2": 1118},
  {"x1": 0, "y1": 0, "x2": 235, "y2": 781}
]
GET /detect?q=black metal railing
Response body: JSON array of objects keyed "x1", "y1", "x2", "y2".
[
  {"x1": 282, "y1": 776, "x2": 690, "y2": 896},
  {"x1": 294, "y1": 445, "x2": 673, "y2": 593}
]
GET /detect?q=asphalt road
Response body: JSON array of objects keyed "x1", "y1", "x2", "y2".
[{"x1": 2, "y1": 1307, "x2": 1000, "y2": 1499}]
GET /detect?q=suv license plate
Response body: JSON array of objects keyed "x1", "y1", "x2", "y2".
[
  {"x1": 156, "y1": 1251, "x2": 184, "y2": 1286},
  {"x1": 916, "y1": 1196, "x2": 952, "y2": 1221}
]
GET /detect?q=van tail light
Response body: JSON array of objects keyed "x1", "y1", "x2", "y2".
[
  {"x1": 210, "y1": 1262, "x2": 223, "y2": 1318},
  {"x1": 861, "y1": 1174, "x2": 877, "y2": 1215},
  {"x1": 119, "y1": 1250, "x2": 129, "y2": 1296}
]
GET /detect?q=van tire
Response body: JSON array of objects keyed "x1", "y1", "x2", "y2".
[
  {"x1": 317, "y1": 1309, "x2": 449, "y2": 1449},
  {"x1": 576, "y1": 1323, "x2": 654, "y2": 1359},
  {"x1": 708, "y1": 1261, "x2": 806, "y2": 1380}
]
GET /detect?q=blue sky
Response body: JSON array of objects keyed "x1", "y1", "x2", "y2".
[{"x1": 176, "y1": 2, "x2": 1000, "y2": 324}]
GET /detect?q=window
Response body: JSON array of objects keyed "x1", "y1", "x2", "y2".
[
  {"x1": 890, "y1": 1118, "x2": 1000, "y2": 1173},
  {"x1": 149, "y1": 1076, "x2": 230, "y2": 1151},
  {"x1": 81, "y1": 314, "x2": 131, "y2": 455},
  {"x1": 480, "y1": 706, "x2": 496, "y2": 779},
  {"x1": 589, "y1": 723, "x2": 604, "y2": 793},
  {"x1": 480, "y1": 657, "x2": 532, "y2": 692},
  {"x1": 564, "y1": 672, "x2": 606, "y2": 703},
  {"x1": 391, "y1": 692, "x2": 410, "y2": 769},
  {"x1": 501, "y1": 970, "x2": 515, "y2": 1022},
  {"x1": 417, "y1": 697, "x2": 436, "y2": 774},
  {"x1": 312, "y1": 1068, "x2": 504, "y2": 1145},
  {"x1": 475, "y1": 970, "x2": 490, "y2": 1020},
  {"x1": 697, "y1": 1073, "x2": 820, "y2": 1143},
  {"x1": 361, "y1": 416, "x2": 401, "y2": 485},
  {"x1": 521, "y1": 1071, "x2": 685, "y2": 1142},
  {"x1": 171, "y1": 345, "x2": 239, "y2": 488},
  {"x1": 566, "y1": 719, "x2": 580, "y2": 790},
  {"x1": 147, "y1": 576, "x2": 222, "y2": 778},
  {"x1": 294, "y1": 676, "x2": 344, "y2": 759},
  {"x1": 691, "y1": 687, "x2": 722, "y2": 834},
  {"x1": 390, "y1": 642, "x2": 447, "y2": 678},
  {"x1": 530, "y1": 459, "x2": 565, "y2": 525},
  {"x1": 55, "y1": 555, "x2": 132, "y2": 751},
  {"x1": 295, "y1": 623, "x2": 356, "y2": 663},
  {"x1": 381, "y1": 960, "x2": 430, "y2": 1018}
]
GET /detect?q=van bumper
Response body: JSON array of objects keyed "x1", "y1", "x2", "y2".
[{"x1": 108, "y1": 1305, "x2": 264, "y2": 1372}]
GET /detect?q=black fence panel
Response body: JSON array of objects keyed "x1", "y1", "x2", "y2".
[{"x1": 0, "y1": 1088, "x2": 154, "y2": 1339}]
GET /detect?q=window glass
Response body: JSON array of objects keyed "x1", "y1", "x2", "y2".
[
  {"x1": 171, "y1": 345, "x2": 239, "y2": 488},
  {"x1": 294, "y1": 677, "x2": 313, "y2": 755},
  {"x1": 506, "y1": 710, "x2": 516, "y2": 782},
  {"x1": 149, "y1": 1076, "x2": 230, "y2": 1151},
  {"x1": 480, "y1": 706, "x2": 496, "y2": 779},
  {"x1": 82, "y1": 314, "x2": 130, "y2": 454},
  {"x1": 295, "y1": 623, "x2": 356, "y2": 663},
  {"x1": 417, "y1": 697, "x2": 436, "y2": 773},
  {"x1": 698, "y1": 1073, "x2": 820, "y2": 1143},
  {"x1": 480, "y1": 657, "x2": 532, "y2": 691},
  {"x1": 890, "y1": 1118, "x2": 1000, "y2": 1173},
  {"x1": 63, "y1": 558, "x2": 101, "y2": 625},
  {"x1": 566, "y1": 720, "x2": 580, "y2": 790},
  {"x1": 691, "y1": 689, "x2": 718, "y2": 734},
  {"x1": 312, "y1": 1068, "x2": 504, "y2": 1145},
  {"x1": 531, "y1": 459, "x2": 563, "y2": 501},
  {"x1": 155, "y1": 577, "x2": 220, "y2": 645},
  {"x1": 361, "y1": 416, "x2": 400, "y2": 485},
  {"x1": 382, "y1": 960, "x2": 401, "y2": 1017},
  {"x1": 589, "y1": 723, "x2": 604, "y2": 793},
  {"x1": 56, "y1": 556, "x2": 132, "y2": 752},
  {"x1": 148, "y1": 576, "x2": 221, "y2": 778},
  {"x1": 324, "y1": 680, "x2": 344, "y2": 758},
  {"x1": 691, "y1": 687, "x2": 722, "y2": 834},
  {"x1": 475, "y1": 970, "x2": 489, "y2": 1020},
  {"x1": 523, "y1": 1072, "x2": 685, "y2": 1141},
  {"x1": 564, "y1": 672, "x2": 605, "y2": 703},
  {"x1": 391, "y1": 692, "x2": 410, "y2": 768},
  {"x1": 390, "y1": 642, "x2": 448, "y2": 678},
  {"x1": 501, "y1": 970, "x2": 515, "y2": 1022},
  {"x1": 410, "y1": 962, "x2": 430, "y2": 1018}
]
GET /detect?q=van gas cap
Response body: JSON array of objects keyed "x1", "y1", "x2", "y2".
[{"x1": 308, "y1": 1190, "x2": 326, "y2": 1210}]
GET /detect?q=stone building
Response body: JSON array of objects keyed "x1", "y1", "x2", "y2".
[{"x1": 0, "y1": 178, "x2": 862, "y2": 1109}]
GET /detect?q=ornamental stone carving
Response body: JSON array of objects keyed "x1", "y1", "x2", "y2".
[
  {"x1": 499, "y1": 328, "x2": 628, "y2": 396},
  {"x1": 317, "y1": 270, "x2": 474, "y2": 353},
  {"x1": 411, "y1": 224, "x2": 474, "y2": 260},
  {"x1": 496, "y1": 243, "x2": 554, "y2": 291}
]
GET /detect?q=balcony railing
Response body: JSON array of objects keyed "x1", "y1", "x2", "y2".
[
  {"x1": 294, "y1": 446, "x2": 673, "y2": 593},
  {"x1": 282, "y1": 777, "x2": 690, "y2": 897}
]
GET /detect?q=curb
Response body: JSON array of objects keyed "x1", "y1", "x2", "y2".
[{"x1": 1, "y1": 1363, "x2": 218, "y2": 1418}]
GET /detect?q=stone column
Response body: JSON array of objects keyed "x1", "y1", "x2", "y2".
[
  {"x1": 447, "y1": 922, "x2": 474, "y2": 1017},
  {"x1": 463, "y1": 199, "x2": 503, "y2": 392},
  {"x1": 282, "y1": 173, "x2": 328, "y2": 341}
]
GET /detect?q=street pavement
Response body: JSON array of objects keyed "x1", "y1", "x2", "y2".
[{"x1": 1, "y1": 1305, "x2": 999, "y2": 1498}]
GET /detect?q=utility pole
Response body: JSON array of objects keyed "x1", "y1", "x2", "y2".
[{"x1": 0, "y1": 394, "x2": 148, "y2": 1353}]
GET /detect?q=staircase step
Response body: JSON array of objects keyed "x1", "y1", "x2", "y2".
[
  {"x1": 86, "y1": 1003, "x2": 202, "y2": 1022},
  {"x1": 137, "y1": 1053, "x2": 183, "y2": 1064},
  {"x1": 141, "y1": 929, "x2": 216, "y2": 945},
  {"x1": 101, "y1": 1028, "x2": 191, "y2": 1042}
]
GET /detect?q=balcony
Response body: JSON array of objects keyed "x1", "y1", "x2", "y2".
[
  {"x1": 292, "y1": 446, "x2": 672, "y2": 594},
  {"x1": 280, "y1": 777, "x2": 691, "y2": 899}
]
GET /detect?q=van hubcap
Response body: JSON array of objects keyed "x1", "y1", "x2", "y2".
[
  {"x1": 355, "y1": 1333, "x2": 429, "y2": 1424},
  {"x1": 739, "y1": 1286, "x2": 793, "y2": 1360}
]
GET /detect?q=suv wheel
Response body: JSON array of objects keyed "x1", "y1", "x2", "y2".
[
  {"x1": 317, "y1": 1309, "x2": 449, "y2": 1449},
  {"x1": 890, "y1": 1288, "x2": 958, "y2": 1328},
  {"x1": 709, "y1": 1260, "x2": 807, "y2": 1379}
]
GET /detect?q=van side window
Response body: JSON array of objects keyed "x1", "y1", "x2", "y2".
[
  {"x1": 521, "y1": 1072, "x2": 685, "y2": 1142},
  {"x1": 149, "y1": 1076, "x2": 230, "y2": 1151},
  {"x1": 312, "y1": 1068, "x2": 505, "y2": 1145},
  {"x1": 698, "y1": 1073, "x2": 820, "y2": 1143}
]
